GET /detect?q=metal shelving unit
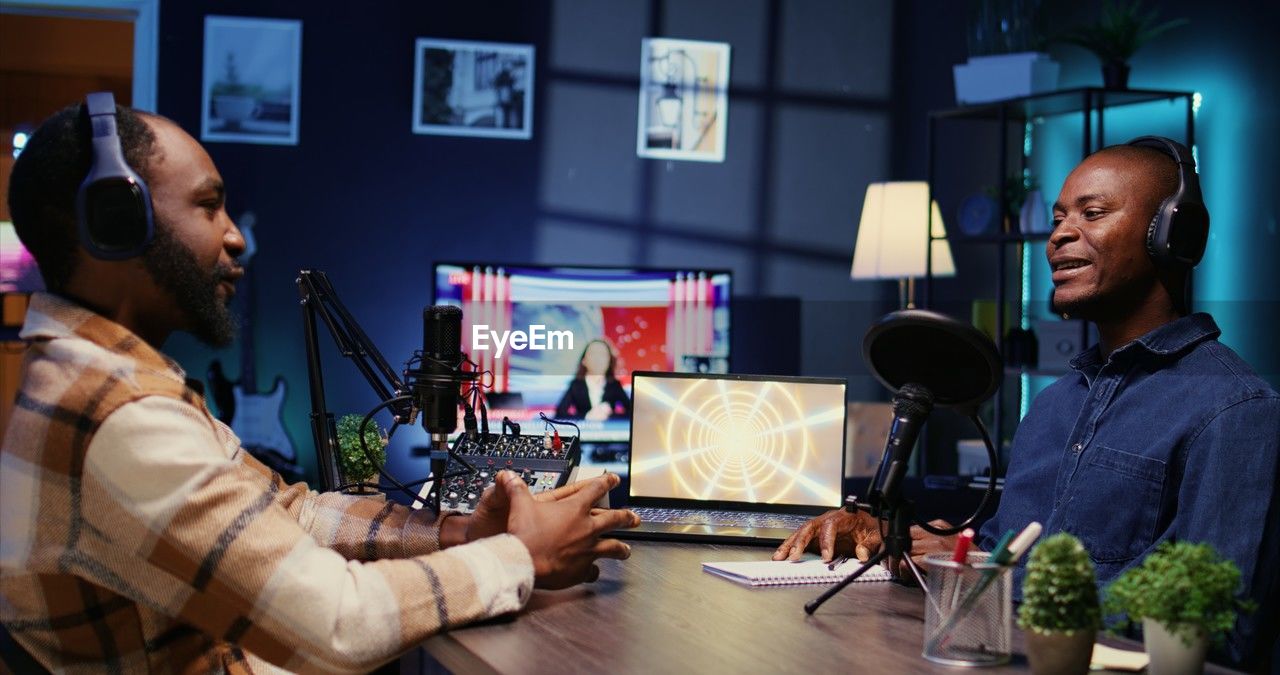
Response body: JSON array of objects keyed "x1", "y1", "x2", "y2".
[{"x1": 922, "y1": 87, "x2": 1195, "y2": 460}]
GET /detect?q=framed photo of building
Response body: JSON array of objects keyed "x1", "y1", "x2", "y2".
[
  {"x1": 200, "y1": 16, "x2": 302, "y2": 145},
  {"x1": 413, "y1": 38, "x2": 534, "y2": 139},
  {"x1": 636, "y1": 38, "x2": 731, "y2": 163}
]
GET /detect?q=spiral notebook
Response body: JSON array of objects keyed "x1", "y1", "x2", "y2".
[{"x1": 702, "y1": 559, "x2": 894, "y2": 587}]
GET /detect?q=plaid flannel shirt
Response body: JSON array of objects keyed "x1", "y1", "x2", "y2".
[{"x1": 0, "y1": 292, "x2": 534, "y2": 673}]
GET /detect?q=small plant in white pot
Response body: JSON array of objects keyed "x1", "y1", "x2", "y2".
[
  {"x1": 1104, "y1": 541, "x2": 1253, "y2": 675},
  {"x1": 1017, "y1": 533, "x2": 1100, "y2": 675},
  {"x1": 335, "y1": 414, "x2": 387, "y2": 494}
]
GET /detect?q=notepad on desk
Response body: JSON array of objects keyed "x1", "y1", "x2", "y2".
[{"x1": 702, "y1": 559, "x2": 894, "y2": 587}]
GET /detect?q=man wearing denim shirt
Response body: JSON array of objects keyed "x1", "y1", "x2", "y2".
[{"x1": 776, "y1": 139, "x2": 1279, "y2": 669}]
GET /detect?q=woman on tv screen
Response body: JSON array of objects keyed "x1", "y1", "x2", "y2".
[{"x1": 555, "y1": 339, "x2": 631, "y2": 421}]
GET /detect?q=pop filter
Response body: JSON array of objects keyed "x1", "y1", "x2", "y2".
[{"x1": 862, "y1": 309, "x2": 1001, "y2": 414}]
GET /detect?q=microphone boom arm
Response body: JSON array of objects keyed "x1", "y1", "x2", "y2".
[{"x1": 297, "y1": 269, "x2": 416, "y2": 491}]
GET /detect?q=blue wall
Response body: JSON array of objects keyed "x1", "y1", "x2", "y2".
[
  {"x1": 153, "y1": 0, "x2": 1279, "y2": 485},
  {"x1": 156, "y1": 0, "x2": 904, "y2": 484}
]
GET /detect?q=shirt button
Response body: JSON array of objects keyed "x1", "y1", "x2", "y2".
[{"x1": 1073, "y1": 443, "x2": 1083, "y2": 453}]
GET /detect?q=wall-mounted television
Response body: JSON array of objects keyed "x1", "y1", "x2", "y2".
[{"x1": 433, "y1": 263, "x2": 731, "y2": 442}]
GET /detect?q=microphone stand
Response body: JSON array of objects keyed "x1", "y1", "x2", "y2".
[
  {"x1": 805, "y1": 494, "x2": 928, "y2": 614},
  {"x1": 296, "y1": 269, "x2": 472, "y2": 509},
  {"x1": 805, "y1": 411, "x2": 999, "y2": 614}
]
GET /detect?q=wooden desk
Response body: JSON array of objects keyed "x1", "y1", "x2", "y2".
[{"x1": 416, "y1": 540, "x2": 1157, "y2": 674}]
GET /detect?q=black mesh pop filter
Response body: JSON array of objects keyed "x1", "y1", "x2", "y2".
[{"x1": 862, "y1": 309, "x2": 1001, "y2": 413}]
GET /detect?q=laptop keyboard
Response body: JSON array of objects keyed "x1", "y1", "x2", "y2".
[{"x1": 631, "y1": 507, "x2": 812, "y2": 530}]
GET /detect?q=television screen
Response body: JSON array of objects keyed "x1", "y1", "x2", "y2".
[{"x1": 433, "y1": 263, "x2": 731, "y2": 442}]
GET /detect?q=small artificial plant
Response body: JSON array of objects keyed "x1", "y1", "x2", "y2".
[
  {"x1": 1018, "y1": 532, "x2": 1102, "y2": 635},
  {"x1": 985, "y1": 173, "x2": 1040, "y2": 219},
  {"x1": 1103, "y1": 540, "x2": 1254, "y2": 647},
  {"x1": 1059, "y1": 0, "x2": 1187, "y2": 68},
  {"x1": 335, "y1": 414, "x2": 387, "y2": 485}
]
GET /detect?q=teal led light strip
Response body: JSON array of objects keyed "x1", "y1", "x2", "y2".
[{"x1": 1020, "y1": 121, "x2": 1034, "y2": 420}]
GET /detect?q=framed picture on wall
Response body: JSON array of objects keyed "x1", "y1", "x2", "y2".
[
  {"x1": 201, "y1": 16, "x2": 302, "y2": 145},
  {"x1": 636, "y1": 38, "x2": 731, "y2": 163},
  {"x1": 413, "y1": 38, "x2": 534, "y2": 139}
]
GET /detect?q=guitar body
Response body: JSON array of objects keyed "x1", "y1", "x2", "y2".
[{"x1": 230, "y1": 377, "x2": 293, "y2": 461}]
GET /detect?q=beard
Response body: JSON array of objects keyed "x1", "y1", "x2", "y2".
[{"x1": 141, "y1": 222, "x2": 239, "y2": 347}]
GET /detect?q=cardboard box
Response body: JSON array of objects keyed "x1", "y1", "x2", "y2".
[
  {"x1": 953, "y1": 52, "x2": 1060, "y2": 104},
  {"x1": 845, "y1": 402, "x2": 893, "y2": 478}
]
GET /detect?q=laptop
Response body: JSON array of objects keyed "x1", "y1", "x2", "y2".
[{"x1": 616, "y1": 371, "x2": 847, "y2": 545}]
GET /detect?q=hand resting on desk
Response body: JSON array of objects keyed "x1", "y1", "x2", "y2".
[
  {"x1": 464, "y1": 471, "x2": 642, "y2": 589},
  {"x1": 772, "y1": 509, "x2": 958, "y2": 581}
]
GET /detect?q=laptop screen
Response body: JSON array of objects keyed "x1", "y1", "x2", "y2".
[{"x1": 628, "y1": 372, "x2": 846, "y2": 508}]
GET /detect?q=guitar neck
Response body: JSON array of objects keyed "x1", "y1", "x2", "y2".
[{"x1": 240, "y1": 268, "x2": 256, "y2": 392}]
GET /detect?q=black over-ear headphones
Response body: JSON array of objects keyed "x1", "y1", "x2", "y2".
[
  {"x1": 76, "y1": 91, "x2": 154, "y2": 260},
  {"x1": 1125, "y1": 135, "x2": 1209, "y2": 268}
]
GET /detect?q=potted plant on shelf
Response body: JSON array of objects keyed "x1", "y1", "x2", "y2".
[
  {"x1": 335, "y1": 414, "x2": 387, "y2": 494},
  {"x1": 1059, "y1": 0, "x2": 1187, "y2": 90},
  {"x1": 1104, "y1": 541, "x2": 1254, "y2": 675},
  {"x1": 1018, "y1": 533, "x2": 1100, "y2": 675}
]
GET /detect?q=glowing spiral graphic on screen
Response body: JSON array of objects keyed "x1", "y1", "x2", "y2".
[{"x1": 630, "y1": 378, "x2": 843, "y2": 505}]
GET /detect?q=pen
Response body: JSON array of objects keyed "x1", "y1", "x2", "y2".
[
  {"x1": 947, "y1": 528, "x2": 976, "y2": 614},
  {"x1": 827, "y1": 556, "x2": 849, "y2": 571},
  {"x1": 986, "y1": 529, "x2": 1017, "y2": 565},
  {"x1": 951, "y1": 528, "x2": 975, "y2": 564},
  {"x1": 1003, "y1": 522, "x2": 1043, "y2": 564}
]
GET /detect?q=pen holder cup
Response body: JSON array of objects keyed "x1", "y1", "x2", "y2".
[{"x1": 922, "y1": 552, "x2": 1012, "y2": 667}]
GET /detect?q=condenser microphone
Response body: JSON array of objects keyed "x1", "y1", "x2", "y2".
[
  {"x1": 869, "y1": 383, "x2": 934, "y2": 507},
  {"x1": 414, "y1": 305, "x2": 467, "y2": 444}
]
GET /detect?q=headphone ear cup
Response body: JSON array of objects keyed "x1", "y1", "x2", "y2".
[
  {"x1": 1167, "y1": 202, "x2": 1210, "y2": 266},
  {"x1": 1145, "y1": 200, "x2": 1170, "y2": 263}
]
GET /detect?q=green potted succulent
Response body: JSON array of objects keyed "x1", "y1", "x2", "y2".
[
  {"x1": 1018, "y1": 533, "x2": 1101, "y2": 675},
  {"x1": 335, "y1": 414, "x2": 387, "y2": 494},
  {"x1": 1104, "y1": 541, "x2": 1254, "y2": 675},
  {"x1": 1059, "y1": 0, "x2": 1187, "y2": 90}
]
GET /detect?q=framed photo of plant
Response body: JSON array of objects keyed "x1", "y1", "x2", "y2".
[{"x1": 201, "y1": 15, "x2": 303, "y2": 145}]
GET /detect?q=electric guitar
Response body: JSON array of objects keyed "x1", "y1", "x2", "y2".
[{"x1": 208, "y1": 213, "x2": 300, "y2": 479}]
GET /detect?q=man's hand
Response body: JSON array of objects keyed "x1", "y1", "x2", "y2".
[
  {"x1": 885, "y1": 519, "x2": 957, "y2": 581},
  {"x1": 464, "y1": 472, "x2": 616, "y2": 543},
  {"x1": 772, "y1": 508, "x2": 883, "y2": 563},
  {"x1": 498, "y1": 471, "x2": 640, "y2": 589}
]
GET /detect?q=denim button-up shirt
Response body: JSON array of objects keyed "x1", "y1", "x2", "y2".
[{"x1": 976, "y1": 313, "x2": 1280, "y2": 665}]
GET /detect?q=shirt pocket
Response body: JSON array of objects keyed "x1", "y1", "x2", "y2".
[{"x1": 1061, "y1": 445, "x2": 1166, "y2": 563}]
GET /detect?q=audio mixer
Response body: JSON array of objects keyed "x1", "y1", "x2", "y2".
[{"x1": 424, "y1": 432, "x2": 581, "y2": 513}]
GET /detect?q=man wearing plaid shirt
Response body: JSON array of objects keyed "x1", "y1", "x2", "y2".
[{"x1": 1, "y1": 100, "x2": 640, "y2": 673}]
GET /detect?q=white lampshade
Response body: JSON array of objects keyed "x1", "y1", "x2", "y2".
[{"x1": 850, "y1": 181, "x2": 955, "y2": 280}]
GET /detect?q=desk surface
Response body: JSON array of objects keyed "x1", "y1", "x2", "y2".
[{"x1": 420, "y1": 540, "x2": 1219, "y2": 674}]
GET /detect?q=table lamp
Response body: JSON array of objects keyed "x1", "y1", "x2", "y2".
[{"x1": 850, "y1": 181, "x2": 955, "y2": 308}]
